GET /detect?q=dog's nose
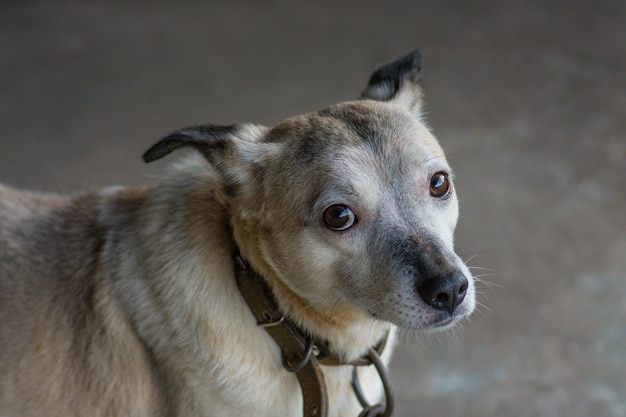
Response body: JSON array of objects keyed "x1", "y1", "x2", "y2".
[{"x1": 417, "y1": 270, "x2": 468, "y2": 314}]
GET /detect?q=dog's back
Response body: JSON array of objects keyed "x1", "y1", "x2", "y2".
[{"x1": 0, "y1": 184, "x2": 162, "y2": 417}]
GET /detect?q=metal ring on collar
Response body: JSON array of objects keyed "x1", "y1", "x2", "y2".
[
  {"x1": 351, "y1": 347, "x2": 395, "y2": 417},
  {"x1": 282, "y1": 337, "x2": 315, "y2": 373}
]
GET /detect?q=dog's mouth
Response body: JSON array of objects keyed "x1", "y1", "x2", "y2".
[
  {"x1": 431, "y1": 315, "x2": 457, "y2": 328},
  {"x1": 366, "y1": 303, "x2": 471, "y2": 332},
  {"x1": 367, "y1": 296, "x2": 472, "y2": 331},
  {"x1": 426, "y1": 302, "x2": 475, "y2": 330},
  {"x1": 406, "y1": 314, "x2": 464, "y2": 332}
]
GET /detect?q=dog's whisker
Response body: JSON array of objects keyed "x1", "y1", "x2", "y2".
[
  {"x1": 458, "y1": 252, "x2": 496, "y2": 267},
  {"x1": 473, "y1": 278, "x2": 501, "y2": 290},
  {"x1": 463, "y1": 253, "x2": 481, "y2": 265},
  {"x1": 467, "y1": 267, "x2": 500, "y2": 276},
  {"x1": 467, "y1": 265, "x2": 497, "y2": 271},
  {"x1": 472, "y1": 273, "x2": 500, "y2": 280},
  {"x1": 473, "y1": 274, "x2": 501, "y2": 282},
  {"x1": 473, "y1": 300, "x2": 492, "y2": 315}
]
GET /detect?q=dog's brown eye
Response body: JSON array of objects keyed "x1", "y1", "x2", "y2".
[
  {"x1": 430, "y1": 172, "x2": 451, "y2": 199},
  {"x1": 323, "y1": 205, "x2": 356, "y2": 231}
]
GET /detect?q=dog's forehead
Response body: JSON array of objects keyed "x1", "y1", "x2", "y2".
[{"x1": 268, "y1": 100, "x2": 445, "y2": 170}]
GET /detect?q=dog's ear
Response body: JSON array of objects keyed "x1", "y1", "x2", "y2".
[
  {"x1": 143, "y1": 124, "x2": 276, "y2": 211},
  {"x1": 142, "y1": 124, "x2": 265, "y2": 164},
  {"x1": 360, "y1": 49, "x2": 424, "y2": 120}
]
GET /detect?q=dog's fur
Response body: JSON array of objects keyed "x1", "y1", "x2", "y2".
[{"x1": 0, "y1": 51, "x2": 475, "y2": 416}]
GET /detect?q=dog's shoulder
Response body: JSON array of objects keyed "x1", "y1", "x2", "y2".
[{"x1": 0, "y1": 182, "x2": 156, "y2": 288}]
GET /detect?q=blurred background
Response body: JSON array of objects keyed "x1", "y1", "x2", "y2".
[{"x1": 1, "y1": 1, "x2": 624, "y2": 416}]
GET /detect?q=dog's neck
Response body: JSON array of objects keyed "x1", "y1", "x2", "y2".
[
  {"x1": 233, "y1": 253, "x2": 389, "y2": 367},
  {"x1": 232, "y1": 253, "x2": 394, "y2": 417}
]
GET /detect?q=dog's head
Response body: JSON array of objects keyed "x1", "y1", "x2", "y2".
[{"x1": 144, "y1": 50, "x2": 474, "y2": 333}]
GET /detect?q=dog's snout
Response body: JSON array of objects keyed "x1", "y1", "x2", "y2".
[{"x1": 417, "y1": 270, "x2": 468, "y2": 314}]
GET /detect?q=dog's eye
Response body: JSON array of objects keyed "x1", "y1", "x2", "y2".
[
  {"x1": 323, "y1": 205, "x2": 356, "y2": 231},
  {"x1": 430, "y1": 172, "x2": 452, "y2": 199}
]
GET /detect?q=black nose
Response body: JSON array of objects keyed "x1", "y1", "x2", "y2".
[{"x1": 417, "y1": 270, "x2": 468, "y2": 314}]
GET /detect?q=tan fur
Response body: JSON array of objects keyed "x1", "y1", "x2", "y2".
[{"x1": 0, "y1": 51, "x2": 474, "y2": 416}]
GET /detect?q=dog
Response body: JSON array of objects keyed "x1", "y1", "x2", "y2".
[{"x1": 0, "y1": 50, "x2": 475, "y2": 417}]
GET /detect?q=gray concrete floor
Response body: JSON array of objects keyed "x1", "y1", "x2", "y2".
[{"x1": 1, "y1": 1, "x2": 624, "y2": 416}]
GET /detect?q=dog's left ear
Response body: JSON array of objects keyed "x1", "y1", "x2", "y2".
[
  {"x1": 360, "y1": 49, "x2": 424, "y2": 120},
  {"x1": 143, "y1": 124, "x2": 276, "y2": 210}
]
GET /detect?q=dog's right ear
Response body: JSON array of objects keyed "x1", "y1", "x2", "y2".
[{"x1": 360, "y1": 49, "x2": 424, "y2": 120}]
